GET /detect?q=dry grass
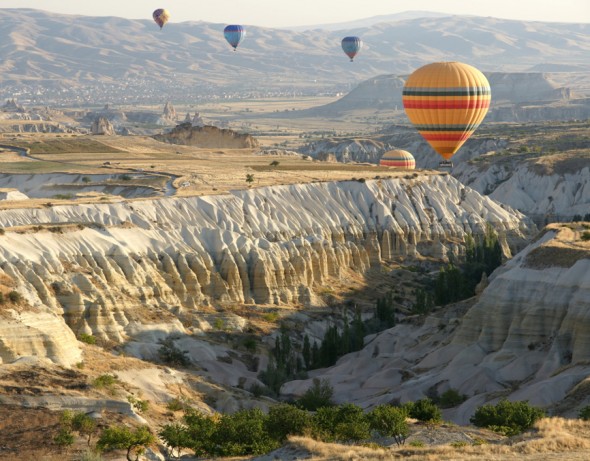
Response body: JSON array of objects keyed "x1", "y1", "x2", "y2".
[
  {"x1": 524, "y1": 224, "x2": 590, "y2": 269},
  {"x1": 280, "y1": 418, "x2": 590, "y2": 461}
]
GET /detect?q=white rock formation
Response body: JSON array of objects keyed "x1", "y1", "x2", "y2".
[
  {"x1": 283, "y1": 225, "x2": 590, "y2": 422},
  {"x1": 0, "y1": 176, "x2": 534, "y2": 365},
  {"x1": 90, "y1": 116, "x2": 115, "y2": 135},
  {"x1": 454, "y1": 159, "x2": 590, "y2": 223}
]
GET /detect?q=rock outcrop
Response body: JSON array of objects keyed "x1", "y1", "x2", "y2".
[
  {"x1": 153, "y1": 123, "x2": 259, "y2": 148},
  {"x1": 90, "y1": 116, "x2": 115, "y2": 135},
  {"x1": 300, "y1": 139, "x2": 389, "y2": 164},
  {"x1": 162, "y1": 101, "x2": 177, "y2": 124},
  {"x1": 453, "y1": 155, "x2": 590, "y2": 224},
  {"x1": 0, "y1": 176, "x2": 533, "y2": 365},
  {"x1": 282, "y1": 224, "x2": 590, "y2": 422}
]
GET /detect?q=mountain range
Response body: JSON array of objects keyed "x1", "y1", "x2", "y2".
[{"x1": 0, "y1": 8, "x2": 589, "y2": 99}]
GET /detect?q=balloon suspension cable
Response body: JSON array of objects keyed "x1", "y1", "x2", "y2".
[{"x1": 350, "y1": 58, "x2": 354, "y2": 62}]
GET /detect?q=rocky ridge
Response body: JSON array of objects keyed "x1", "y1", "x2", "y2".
[
  {"x1": 153, "y1": 123, "x2": 259, "y2": 148},
  {"x1": 283, "y1": 224, "x2": 590, "y2": 422},
  {"x1": 0, "y1": 176, "x2": 533, "y2": 367}
]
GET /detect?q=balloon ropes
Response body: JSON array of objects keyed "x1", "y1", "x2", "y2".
[{"x1": 402, "y1": 62, "x2": 491, "y2": 168}]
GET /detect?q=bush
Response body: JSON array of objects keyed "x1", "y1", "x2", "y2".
[
  {"x1": 92, "y1": 374, "x2": 118, "y2": 389},
  {"x1": 470, "y1": 399, "x2": 545, "y2": 436},
  {"x1": 158, "y1": 337, "x2": 190, "y2": 366},
  {"x1": 212, "y1": 408, "x2": 278, "y2": 456},
  {"x1": 54, "y1": 428, "x2": 75, "y2": 448},
  {"x1": 312, "y1": 404, "x2": 371, "y2": 443},
  {"x1": 406, "y1": 398, "x2": 442, "y2": 423},
  {"x1": 578, "y1": 405, "x2": 590, "y2": 421},
  {"x1": 581, "y1": 231, "x2": 590, "y2": 241},
  {"x1": 7, "y1": 290, "x2": 21, "y2": 303},
  {"x1": 265, "y1": 404, "x2": 312, "y2": 442},
  {"x1": 297, "y1": 378, "x2": 334, "y2": 411},
  {"x1": 127, "y1": 395, "x2": 149, "y2": 413},
  {"x1": 439, "y1": 388, "x2": 467, "y2": 408},
  {"x1": 78, "y1": 333, "x2": 96, "y2": 345},
  {"x1": 182, "y1": 409, "x2": 217, "y2": 457},
  {"x1": 368, "y1": 404, "x2": 409, "y2": 446}
]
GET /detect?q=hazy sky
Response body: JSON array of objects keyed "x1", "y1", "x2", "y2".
[{"x1": 2, "y1": 0, "x2": 589, "y2": 26}]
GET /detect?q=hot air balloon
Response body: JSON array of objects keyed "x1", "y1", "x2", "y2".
[
  {"x1": 224, "y1": 25, "x2": 246, "y2": 51},
  {"x1": 402, "y1": 62, "x2": 491, "y2": 168},
  {"x1": 380, "y1": 150, "x2": 416, "y2": 169},
  {"x1": 341, "y1": 36, "x2": 362, "y2": 62},
  {"x1": 152, "y1": 9, "x2": 170, "y2": 30}
]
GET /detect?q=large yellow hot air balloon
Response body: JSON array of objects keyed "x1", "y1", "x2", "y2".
[{"x1": 402, "y1": 62, "x2": 491, "y2": 165}]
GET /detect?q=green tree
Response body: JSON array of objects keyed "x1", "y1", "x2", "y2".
[
  {"x1": 97, "y1": 425, "x2": 156, "y2": 461},
  {"x1": 212, "y1": 408, "x2": 278, "y2": 456},
  {"x1": 470, "y1": 399, "x2": 545, "y2": 436},
  {"x1": 368, "y1": 404, "x2": 409, "y2": 446},
  {"x1": 245, "y1": 174, "x2": 255, "y2": 186},
  {"x1": 157, "y1": 337, "x2": 190, "y2": 366},
  {"x1": 407, "y1": 398, "x2": 442, "y2": 423},
  {"x1": 312, "y1": 404, "x2": 370, "y2": 442},
  {"x1": 159, "y1": 423, "x2": 191, "y2": 459},
  {"x1": 297, "y1": 378, "x2": 334, "y2": 411},
  {"x1": 182, "y1": 409, "x2": 217, "y2": 457},
  {"x1": 302, "y1": 334, "x2": 311, "y2": 370},
  {"x1": 72, "y1": 412, "x2": 98, "y2": 446},
  {"x1": 578, "y1": 405, "x2": 590, "y2": 421},
  {"x1": 264, "y1": 404, "x2": 311, "y2": 442},
  {"x1": 439, "y1": 389, "x2": 467, "y2": 409}
]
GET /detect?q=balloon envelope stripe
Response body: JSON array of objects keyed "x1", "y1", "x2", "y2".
[
  {"x1": 403, "y1": 88, "x2": 491, "y2": 96},
  {"x1": 403, "y1": 100, "x2": 490, "y2": 109},
  {"x1": 420, "y1": 133, "x2": 474, "y2": 141}
]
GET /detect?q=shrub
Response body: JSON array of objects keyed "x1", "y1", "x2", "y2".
[
  {"x1": 0, "y1": 228, "x2": 5, "y2": 235},
  {"x1": 127, "y1": 395, "x2": 149, "y2": 413},
  {"x1": 368, "y1": 404, "x2": 409, "y2": 446},
  {"x1": 212, "y1": 408, "x2": 278, "y2": 456},
  {"x1": 165, "y1": 398, "x2": 186, "y2": 412},
  {"x1": 92, "y1": 374, "x2": 118, "y2": 389},
  {"x1": 157, "y1": 337, "x2": 190, "y2": 366},
  {"x1": 7, "y1": 290, "x2": 21, "y2": 303},
  {"x1": 470, "y1": 399, "x2": 545, "y2": 436},
  {"x1": 119, "y1": 174, "x2": 132, "y2": 181},
  {"x1": 265, "y1": 404, "x2": 312, "y2": 442},
  {"x1": 581, "y1": 231, "x2": 590, "y2": 242},
  {"x1": 71, "y1": 412, "x2": 98, "y2": 446},
  {"x1": 78, "y1": 333, "x2": 96, "y2": 345},
  {"x1": 312, "y1": 404, "x2": 370, "y2": 443},
  {"x1": 54, "y1": 428, "x2": 75, "y2": 448},
  {"x1": 82, "y1": 176, "x2": 92, "y2": 183},
  {"x1": 578, "y1": 405, "x2": 590, "y2": 421},
  {"x1": 297, "y1": 378, "x2": 334, "y2": 411},
  {"x1": 406, "y1": 398, "x2": 442, "y2": 423},
  {"x1": 409, "y1": 440, "x2": 425, "y2": 447},
  {"x1": 439, "y1": 388, "x2": 467, "y2": 408}
]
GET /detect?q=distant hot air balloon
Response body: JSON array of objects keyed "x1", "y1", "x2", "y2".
[
  {"x1": 380, "y1": 150, "x2": 416, "y2": 169},
  {"x1": 341, "y1": 36, "x2": 362, "y2": 62},
  {"x1": 224, "y1": 25, "x2": 246, "y2": 51},
  {"x1": 152, "y1": 8, "x2": 170, "y2": 30},
  {"x1": 402, "y1": 62, "x2": 491, "y2": 167}
]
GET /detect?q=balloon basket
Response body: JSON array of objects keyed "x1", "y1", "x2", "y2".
[{"x1": 439, "y1": 160, "x2": 453, "y2": 170}]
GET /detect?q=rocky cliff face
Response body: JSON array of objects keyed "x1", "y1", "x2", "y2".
[
  {"x1": 0, "y1": 176, "x2": 533, "y2": 366},
  {"x1": 453, "y1": 155, "x2": 590, "y2": 223},
  {"x1": 153, "y1": 123, "x2": 259, "y2": 148},
  {"x1": 300, "y1": 139, "x2": 389, "y2": 163},
  {"x1": 283, "y1": 224, "x2": 590, "y2": 422}
]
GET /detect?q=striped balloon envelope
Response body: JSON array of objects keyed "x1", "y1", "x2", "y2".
[
  {"x1": 380, "y1": 150, "x2": 416, "y2": 169},
  {"x1": 402, "y1": 62, "x2": 491, "y2": 161}
]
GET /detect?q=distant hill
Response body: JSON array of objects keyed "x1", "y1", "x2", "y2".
[
  {"x1": 288, "y1": 11, "x2": 449, "y2": 31},
  {"x1": 0, "y1": 9, "x2": 589, "y2": 101},
  {"x1": 292, "y1": 72, "x2": 590, "y2": 121}
]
